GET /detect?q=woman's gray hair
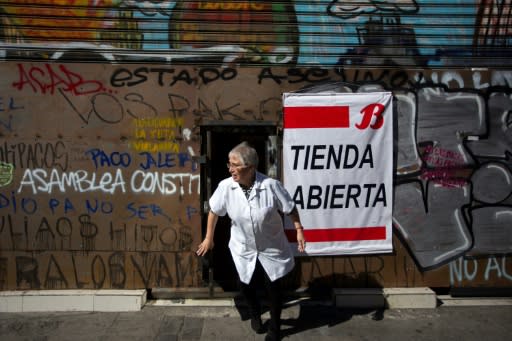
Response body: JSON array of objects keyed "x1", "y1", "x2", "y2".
[{"x1": 229, "y1": 141, "x2": 259, "y2": 167}]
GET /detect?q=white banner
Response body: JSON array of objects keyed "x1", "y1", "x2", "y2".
[{"x1": 283, "y1": 92, "x2": 393, "y2": 256}]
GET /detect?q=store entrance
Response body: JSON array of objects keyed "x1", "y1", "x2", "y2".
[{"x1": 200, "y1": 123, "x2": 278, "y2": 292}]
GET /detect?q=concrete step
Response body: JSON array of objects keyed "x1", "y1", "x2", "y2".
[
  {"x1": 333, "y1": 287, "x2": 437, "y2": 309},
  {"x1": 0, "y1": 289, "x2": 147, "y2": 313},
  {"x1": 3, "y1": 288, "x2": 511, "y2": 313}
]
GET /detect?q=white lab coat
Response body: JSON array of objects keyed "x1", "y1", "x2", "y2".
[{"x1": 209, "y1": 171, "x2": 295, "y2": 284}]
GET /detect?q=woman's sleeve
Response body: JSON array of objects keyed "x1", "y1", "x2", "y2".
[
  {"x1": 209, "y1": 181, "x2": 227, "y2": 216},
  {"x1": 273, "y1": 179, "x2": 295, "y2": 214}
]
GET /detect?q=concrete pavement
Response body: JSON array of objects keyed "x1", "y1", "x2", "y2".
[{"x1": 1, "y1": 297, "x2": 512, "y2": 340}]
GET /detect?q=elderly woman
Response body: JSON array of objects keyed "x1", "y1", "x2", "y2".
[{"x1": 197, "y1": 141, "x2": 306, "y2": 341}]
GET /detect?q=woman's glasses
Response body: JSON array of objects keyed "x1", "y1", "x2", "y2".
[{"x1": 226, "y1": 163, "x2": 247, "y2": 170}]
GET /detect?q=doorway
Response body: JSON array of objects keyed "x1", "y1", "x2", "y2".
[{"x1": 200, "y1": 123, "x2": 278, "y2": 292}]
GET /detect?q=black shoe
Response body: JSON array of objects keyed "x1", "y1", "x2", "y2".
[
  {"x1": 251, "y1": 316, "x2": 265, "y2": 334},
  {"x1": 265, "y1": 328, "x2": 280, "y2": 341}
]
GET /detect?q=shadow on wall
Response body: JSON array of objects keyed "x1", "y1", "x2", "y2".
[{"x1": 282, "y1": 268, "x2": 384, "y2": 299}]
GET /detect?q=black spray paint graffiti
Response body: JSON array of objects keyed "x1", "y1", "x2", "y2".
[
  {"x1": 283, "y1": 256, "x2": 389, "y2": 289},
  {"x1": 12, "y1": 251, "x2": 199, "y2": 290},
  {"x1": 0, "y1": 214, "x2": 194, "y2": 253},
  {"x1": 87, "y1": 67, "x2": 416, "y2": 124},
  {"x1": 0, "y1": 141, "x2": 68, "y2": 171}
]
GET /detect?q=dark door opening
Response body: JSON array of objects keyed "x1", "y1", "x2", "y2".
[{"x1": 200, "y1": 123, "x2": 278, "y2": 292}]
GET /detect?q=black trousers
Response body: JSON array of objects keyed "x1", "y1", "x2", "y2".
[{"x1": 238, "y1": 259, "x2": 283, "y2": 332}]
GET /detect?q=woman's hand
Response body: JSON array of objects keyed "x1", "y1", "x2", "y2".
[
  {"x1": 196, "y1": 238, "x2": 214, "y2": 257},
  {"x1": 288, "y1": 207, "x2": 306, "y2": 252},
  {"x1": 296, "y1": 229, "x2": 306, "y2": 253},
  {"x1": 197, "y1": 211, "x2": 218, "y2": 257}
]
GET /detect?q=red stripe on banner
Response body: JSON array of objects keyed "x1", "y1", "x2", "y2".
[
  {"x1": 285, "y1": 227, "x2": 386, "y2": 243},
  {"x1": 284, "y1": 106, "x2": 349, "y2": 128}
]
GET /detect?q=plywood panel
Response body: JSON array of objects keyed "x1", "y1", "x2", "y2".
[{"x1": 1, "y1": 62, "x2": 511, "y2": 291}]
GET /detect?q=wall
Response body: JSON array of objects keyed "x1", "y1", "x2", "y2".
[
  {"x1": 0, "y1": 1, "x2": 511, "y2": 292},
  {"x1": 1, "y1": 64, "x2": 511, "y2": 291}
]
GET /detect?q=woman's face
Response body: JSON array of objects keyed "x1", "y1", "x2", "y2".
[{"x1": 228, "y1": 154, "x2": 254, "y2": 186}]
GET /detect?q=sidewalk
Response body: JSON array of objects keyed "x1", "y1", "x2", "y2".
[{"x1": 1, "y1": 298, "x2": 511, "y2": 340}]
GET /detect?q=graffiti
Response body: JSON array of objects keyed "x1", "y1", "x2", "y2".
[
  {"x1": 0, "y1": 192, "x2": 38, "y2": 215},
  {"x1": 61, "y1": 90, "x2": 154, "y2": 125},
  {"x1": 134, "y1": 117, "x2": 183, "y2": 138},
  {"x1": 9, "y1": 251, "x2": 199, "y2": 290},
  {"x1": 449, "y1": 256, "x2": 512, "y2": 285},
  {"x1": 0, "y1": 95, "x2": 24, "y2": 112},
  {"x1": 79, "y1": 214, "x2": 97, "y2": 251},
  {"x1": 122, "y1": 0, "x2": 175, "y2": 17},
  {"x1": 111, "y1": 67, "x2": 237, "y2": 87},
  {"x1": 0, "y1": 114, "x2": 12, "y2": 132},
  {"x1": 17, "y1": 168, "x2": 127, "y2": 195},
  {"x1": 474, "y1": 1, "x2": 512, "y2": 50},
  {"x1": 0, "y1": 192, "x2": 201, "y2": 289},
  {"x1": 0, "y1": 214, "x2": 196, "y2": 252},
  {"x1": 53, "y1": 68, "x2": 505, "y2": 128},
  {"x1": 1, "y1": 2, "x2": 121, "y2": 41},
  {"x1": 196, "y1": 2, "x2": 265, "y2": 10},
  {"x1": 0, "y1": 2, "x2": 510, "y2": 67},
  {"x1": 0, "y1": 1, "x2": 506, "y2": 300},
  {"x1": 16, "y1": 256, "x2": 40, "y2": 289},
  {"x1": 138, "y1": 152, "x2": 197, "y2": 171},
  {"x1": 420, "y1": 145, "x2": 469, "y2": 188},
  {"x1": 16, "y1": 168, "x2": 200, "y2": 196},
  {"x1": 3, "y1": 62, "x2": 512, "y2": 291},
  {"x1": 258, "y1": 67, "x2": 331, "y2": 85},
  {"x1": 126, "y1": 203, "x2": 172, "y2": 221},
  {"x1": 170, "y1": 1, "x2": 298, "y2": 64},
  {"x1": 0, "y1": 161, "x2": 13, "y2": 187},
  {"x1": 288, "y1": 256, "x2": 388, "y2": 288},
  {"x1": 131, "y1": 252, "x2": 199, "y2": 288},
  {"x1": 85, "y1": 199, "x2": 114, "y2": 215},
  {"x1": 257, "y1": 67, "x2": 504, "y2": 89},
  {"x1": 130, "y1": 139, "x2": 180, "y2": 153},
  {"x1": 1, "y1": 194, "x2": 182, "y2": 223},
  {"x1": 392, "y1": 85, "x2": 512, "y2": 271},
  {"x1": 0, "y1": 141, "x2": 68, "y2": 171},
  {"x1": 130, "y1": 171, "x2": 199, "y2": 195},
  {"x1": 328, "y1": 0, "x2": 423, "y2": 66},
  {"x1": 86, "y1": 149, "x2": 132, "y2": 169},
  {"x1": 86, "y1": 148, "x2": 198, "y2": 171},
  {"x1": 12, "y1": 64, "x2": 106, "y2": 95},
  {"x1": 0, "y1": 95, "x2": 23, "y2": 133},
  {"x1": 422, "y1": 145, "x2": 466, "y2": 168},
  {"x1": 328, "y1": 0, "x2": 419, "y2": 20}
]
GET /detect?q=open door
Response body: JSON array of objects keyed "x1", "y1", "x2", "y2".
[{"x1": 200, "y1": 123, "x2": 278, "y2": 292}]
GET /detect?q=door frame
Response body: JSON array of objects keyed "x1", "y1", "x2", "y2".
[{"x1": 200, "y1": 121, "x2": 279, "y2": 294}]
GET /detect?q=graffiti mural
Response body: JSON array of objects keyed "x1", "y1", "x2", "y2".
[{"x1": 0, "y1": 1, "x2": 510, "y2": 67}]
